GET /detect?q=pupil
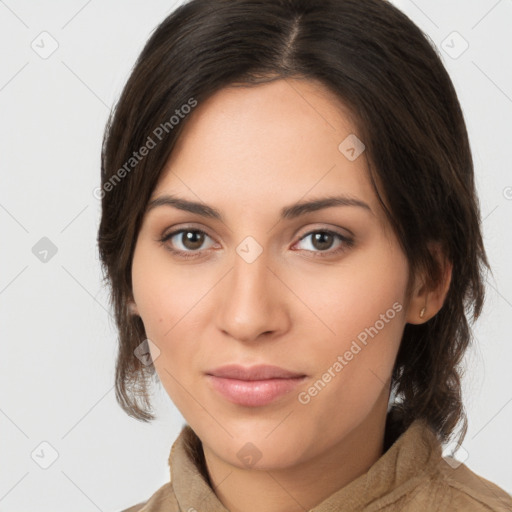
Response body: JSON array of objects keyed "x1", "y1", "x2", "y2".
[
  {"x1": 313, "y1": 232, "x2": 333, "y2": 251},
  {"x1": 184, "y1": 231, "x2": 204, "y2": 250}
]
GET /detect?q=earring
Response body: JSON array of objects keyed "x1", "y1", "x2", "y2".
[{"x1": 419, "y1": 306, "x2": 426, "y2": 318}]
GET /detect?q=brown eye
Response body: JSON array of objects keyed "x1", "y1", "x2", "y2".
[
  {"x1": 295, "y1": 230, "x2": 354, "y2": 257},
  {"x1": 161, "y1": 228, "x2": 215, "y2": 255},
  {"x1": 179, "y1": 230, "x2": 206, "y2": 250},
  {"x1": 310, "y1": 232, "x2": 335, "y2": 251}
]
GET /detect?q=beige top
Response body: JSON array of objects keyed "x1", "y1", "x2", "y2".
[{"x1": 121, "y1": 419, "x2": 511, "y2": 511}]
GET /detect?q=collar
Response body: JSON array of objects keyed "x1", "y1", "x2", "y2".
[{"x1": 168, "y1": 417, "x2": 441, "y2": 511}]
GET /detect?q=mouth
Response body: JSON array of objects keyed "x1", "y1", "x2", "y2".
[
  {"x1": 206, "y1": 363, "x2": 306, "y2": 380},
  {"x1": 205, "y1": 364, "x2": 307, "y2": 407}
]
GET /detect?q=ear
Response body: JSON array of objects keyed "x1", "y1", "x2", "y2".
[
  {"x1": 127, "y1": 297, "x2": 140, "y2": 316},
  {"x1": 405, "y1": 242, "x2": 452, "y2": 325}
]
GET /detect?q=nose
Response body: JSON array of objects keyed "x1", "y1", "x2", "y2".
[{"x1": 215, "y1": 248, "x2": 291, "y2": 343}]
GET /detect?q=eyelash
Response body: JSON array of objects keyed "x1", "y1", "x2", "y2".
[{"x1": 158, "y1": 227, "x2": 354, "y2": 260}]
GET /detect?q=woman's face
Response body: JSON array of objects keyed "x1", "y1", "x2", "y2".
[{"x1": 131, "y1": 78, "x2": 413, "y2": 469}]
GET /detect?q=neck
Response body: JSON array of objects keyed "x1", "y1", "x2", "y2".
[{"x1": 202, "y1": 397, "x2": 389, "y2": 512}]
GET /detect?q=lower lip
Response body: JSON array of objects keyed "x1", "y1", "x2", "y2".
[{"x1": 206, "y1": 375, "x2": 306, "y2": 407}]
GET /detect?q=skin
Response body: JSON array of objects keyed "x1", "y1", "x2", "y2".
[{"x1": 129, "y1": 78, "x2": 451, "y2": 512}]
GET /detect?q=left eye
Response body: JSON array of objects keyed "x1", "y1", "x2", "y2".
[{"x1": 294, "y1": 230, "x2": 352, "y2": 254}]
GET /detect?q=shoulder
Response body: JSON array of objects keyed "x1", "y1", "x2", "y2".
[
  {"x1": 429, "y1": 456, "x2": 512, "y2": 511},
  {"x1": 387, "y1": 418, "x2": 511, "y2": 511},
  {"x1": 118, "y1": 482, "x2": 180, "y2": 512}
]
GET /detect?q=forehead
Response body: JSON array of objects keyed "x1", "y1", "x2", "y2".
[{"x1": 152, "y1": 78, "x2": 379, "y2": 220}]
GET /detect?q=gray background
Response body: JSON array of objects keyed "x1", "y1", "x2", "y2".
[{"x1": 0, "y1": 0, "x2": 511, "y2": 510}]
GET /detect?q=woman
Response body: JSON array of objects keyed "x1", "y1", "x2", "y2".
[{"x1": 97, "y1": 0, "x2": 512, "y2": 510}]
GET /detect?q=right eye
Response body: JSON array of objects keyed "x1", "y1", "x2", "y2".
[{"x1": 159, "y1": 228, "x2": 218, "y2": 259}]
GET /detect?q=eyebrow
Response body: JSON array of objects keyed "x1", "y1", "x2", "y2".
[{"x1": 146, "y1": 194, "x2": 372, "y2": 221}]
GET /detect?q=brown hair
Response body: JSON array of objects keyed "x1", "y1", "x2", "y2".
[{"x1": 98, "y1": 0, "x2": 489, "y2": 445}]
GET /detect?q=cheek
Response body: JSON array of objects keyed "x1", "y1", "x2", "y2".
[
  {"x1": 132, "y1": 242, "x2": 199, "y2": 334},
  {"x1": 131, "y1": 244, "x2": 214, "y2": 386},
  {"x1": 294, "y1": 243, "x2": 407, "y2": 397},
  {"x1": 295, "y1": 246, "x2": 408, "y2": 346},
  {"x1": 296, "y1": 282, "x2": 405, "y2": 439}
]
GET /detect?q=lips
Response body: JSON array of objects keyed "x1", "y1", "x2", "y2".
[
  {"x1": 205, "y1": 364, "x2": 307, "y2": 407},
  {"x1": 205, "y1": 364, "x2": 306, "y2": 380}
]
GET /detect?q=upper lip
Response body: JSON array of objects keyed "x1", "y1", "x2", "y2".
[{"x1": 206, "y1": 364, "x2": 306, "y2": 380}]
